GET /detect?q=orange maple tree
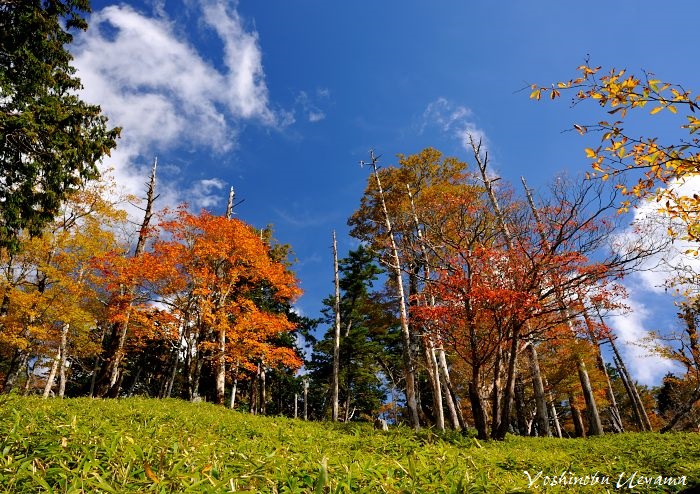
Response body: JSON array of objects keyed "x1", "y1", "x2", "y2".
[{"x1": 99, "y1": 207, "x2": 303, "y2": 403}]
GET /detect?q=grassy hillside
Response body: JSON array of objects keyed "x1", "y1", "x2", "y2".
[{"x1": 0, "y1": 396, "x2": 697, "y2": 493}]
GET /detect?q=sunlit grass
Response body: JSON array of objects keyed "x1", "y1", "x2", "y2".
[{"x1": 1, "y1": 396, "x2": 697, "y2": 492}]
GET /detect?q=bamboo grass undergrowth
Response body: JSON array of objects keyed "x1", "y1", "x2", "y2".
[{"x1": 0, "y1": 396, "x2": 697, "y2": 493}]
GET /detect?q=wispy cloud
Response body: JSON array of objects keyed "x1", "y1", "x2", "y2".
[
  {"x1": 188, "y1": 178, "x2": 227, "y2": 210},
  {"x1": 420, "y1": 98, "x2": 488, "y2": 152},
  {"x1": 295, "y1": 88, "x2": 330, "y2": 123},
  {"x1": 614, "y1": 176, "x2": 700, "y2": 294},
  {"x1": 606, "y1": 297, "x2": 679, "y2": 386},
  {"x1": 72, "y1": 1, "x2": 284, "y2": 215},
  {"x1": 606, "y1": 176, "x2": 700, "y2": 383}
]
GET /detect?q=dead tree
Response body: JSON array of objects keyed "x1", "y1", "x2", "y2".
[
  {"x1": 331, "y1": 230, "x2": 341, "y2": 421},
  {"x1": 362, "y1": 150, "x2": 420, "y2": 430},
  {"x1": 95, "y1": 158, "x2": 158, "y2": 397}
]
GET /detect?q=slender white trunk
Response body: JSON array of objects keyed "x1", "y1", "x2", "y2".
[
  {"x1": 58, "y1": 323, "x2": 69, "y2": 398},
  {"x1": 366, "y1": 151, "x2": 420, "y2": 429},
  {"x1": 521, "y1": 176, "x2": 603, "y2": 435},
  {"x1": 331, "y1": 231, "x2": 341, "y2": 422},
  {"x1": 437, "y1": 348, "x2": 462, "y2": 430},
  {"x1": 42, "y1": 349, "x2": 60, "y2": 398}
]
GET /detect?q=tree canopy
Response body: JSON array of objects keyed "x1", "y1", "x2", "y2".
[{"x1": 0, "y1": 0, "x2": 120, "y2": 251}]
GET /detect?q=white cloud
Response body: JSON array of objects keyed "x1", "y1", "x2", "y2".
[
  {"x1": 71, "y1": 1, "x2": 283, "y2": 215},
  {"x1": 295, "y1": 90, "x2": 328, "y2": 123},
  {"x1": 188, "y1": 178, "x2": 227, "y2": 210},
  {"x1": 606, "y1": 298, "x2": 679, "y2": 386},
  {"x1": 614, "y1": 175, "x2": 700, "y2": 294},
  {"x1": 421, "y1": 98, "x2": 488, "y2": 152},
  {"x1": 605, "y1": 175, "x2": 700, "y2": 384}
]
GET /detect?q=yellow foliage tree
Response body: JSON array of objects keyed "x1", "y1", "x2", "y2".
[{"x1": 531, "y1": 65, "x2": 700, "y2": 246}]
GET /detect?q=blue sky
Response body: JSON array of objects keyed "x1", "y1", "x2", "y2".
[{"x1": 74, "y1": 0, "x2": 700, "y2": 385}]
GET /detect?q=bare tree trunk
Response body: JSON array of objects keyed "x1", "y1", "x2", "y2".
[
  {"x1": 437, "y1": 348, "x2": 462, "y2": 430},
  {"x1": 581, "y1": 308, "x2": 624, "y2": 432},
  {"x1": 469, "y1": 369, "x2": 489, "y2": 440},
  {"x1": 366, "y1": 151, "x2": 420, "y2": 430},
  {"x1": 546, "y1": 381, "x2": 563, "y2": 438},
  {"x1": 99, "y1": 159, "x2": 158, "y2": 397},
  {"x1": 490, "y1": 346, "x2": 503, "y2": 436},
  {"x1": 228, "y1": 361, "x2": 239, "y2": 409},
  {"x1": 2, "y1": 335, "x2": 30, "y2": 393},
  {"x1": 260, "y1": 364, "x2": 267, "y2": 415},
  {"x1": 494, "y1": 326, "x2": 520, "y2": 440},
  {"x1": 570, "y1": 394, "x2": 587, "y2": 438},
  {"x1": 22, "y1": 359, "x2": 34, "y2": 395},
  {"x1": 514, "y1": 375, "x2": 528, "y2": 436},
  {"x1": 215, "y1": 322, "x2": 226, "y2": 405},
  {"x1": 599, "y1": 308, "x2": 652, "y2": 431},
  {"x1": 43, "y1": 349, "x2": 60, "y2": 398},
  {"x1": 406, "y1": 184, "x2": 445, "y2": 430},
  {"x1": 526, "y1": 342, "x2": 551, "y2": 436},
  {"x1": 577, "y1": 357, "x2": 603, "y2": 435},
  {"x1": 331, "y1": 231, "x2": 341, "y2": 422},
  {"x1": 428, "y1": 345, "x2": 445, "y2": 431},
  {"x1": 57, "y1": 323, "x2": 69, "y2": 398},
  {"x1": 303, "y1": 378, "x2": 309, "y2": 420},
  {"x1": 521, "y1": 177, "x2": 603, "y2": 435},
  {"x1": 215, "y1": 188, "x2": 237, "y2": 406},
  {"x1": 89, "y1": 328, "x2": 106, "y2": 398},
  {"x1": 249, "y1": 365, "x2": 259, "y2": 414}
]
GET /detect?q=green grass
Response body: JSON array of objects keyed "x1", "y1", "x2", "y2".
[{"x1": 0, "y1": 396, "x2": 697, "y2": 492}]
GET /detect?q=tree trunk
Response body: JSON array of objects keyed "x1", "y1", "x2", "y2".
[
  {"x1": 490, "y1": 346, "x2": 503, "y2": 436},
  {"x1": 260, "y1": 365, "x2": 267, "y2": 415},
  {"x1": 22, "y1": 359, "x2": 34, "y2": 395},
  {"x1": 331, "y1": 231, "x2": 341, "y2": 422},
  {"x1": 604, "y1": 324, "x2": 652, "y2": 431},
  {"x1": 437, "y1": 348, "x2": 462, "y2": 430},
  {"x1": 526, "y1": 342, "x2": 551, "y2": 436},
  {"x1": 303, "y1": 379, "x2": 309, "y2": 420},
  {"x1": 367, "y1": 151, "x2": 420, "y2": 429},
  {"x1": 577, "y1": 357, "x2": 604, "y2": 435},
  {"x1": 570, "y1": 394, "x2": 587, "y2": 438},
  {"x1": 43, "y1": 349, "x2": 60, "y2": 398},
  {"x1": 215, "y1": 326, "x2": 226, "y2": 405},
  {"x1": 57, "y1": 323, "x2": 69, "y2": 398},
  {"x1": 424, "y1": 338, "x2": 445, "y2": 430},
  {"x1": 514, "y1": 375, "x2": 528, "y2": 435},
  {"x1": 469, "y1": 371, "x2": 489, "y2": 440},
  {"x1": 547, "y1": 383, "x2": 563, "y2": 438},
  {"x1": 494, "y1": 326, "x2": 520, "y2": 440},
  {"x1": 406, "y1": 184, "x2": 446, "y2": 430},
  {"x1": 164, "y1": 349, "x2": 179, "y2": 399},
  {"x1": 97, "y1": 159, "x2": 158, "y2": 398},
  {"x1": 3, "y1": 347, "x2": 29, "y2": 393}
]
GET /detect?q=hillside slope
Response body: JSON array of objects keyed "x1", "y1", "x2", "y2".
[{"x1": 0, "y1": 397, "x2": 697, "y2": 492}]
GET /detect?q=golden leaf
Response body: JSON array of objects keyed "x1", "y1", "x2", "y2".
[{"x1": 144, "y1": 462, "x2": 160, "y2": 483}]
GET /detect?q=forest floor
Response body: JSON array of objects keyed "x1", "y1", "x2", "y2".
[{"x1": 0, "y1": 396, "x2": 698, "y2": 493}]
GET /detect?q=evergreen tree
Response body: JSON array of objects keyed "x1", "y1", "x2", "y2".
[
  {"x1": 308, "y1": 246, "x2": 400, "y2": 421},
  {"x1": 0, "y1": 0, "x2": 120, "y2": 251}
]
